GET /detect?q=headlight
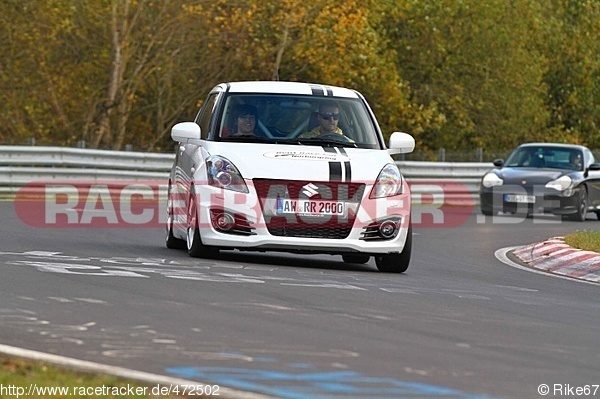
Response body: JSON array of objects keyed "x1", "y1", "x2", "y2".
[
  {"x1": 206, "y1": 156, "x2": 248, "y2": 193},
  {"x1": 370, "y1": 163, "x2": 403, "y2": 198},
  {"x1": 545, "y1": 175, "x2": 572, "y2": 191},
  {"x1": 482, "y1": 172, "x2": 503, "y2": 188}
]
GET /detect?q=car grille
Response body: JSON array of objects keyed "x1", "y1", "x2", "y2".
[{"x1": 253, "y1": 179, "x2": 365, "y2": 239}]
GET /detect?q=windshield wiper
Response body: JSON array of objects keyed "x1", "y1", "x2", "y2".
[
  {"x1": 298, "y1": 138, "x2": 358, "y2": 148},
  {"x1": 220, "y1": 136, "x2": 306, "y2": 145},
  {"x1": 219, "y1": 135, "x2": 358, "y2": 148},
  {"x1": 220, "y1": 135, "x2": 272, "y2": 143}
]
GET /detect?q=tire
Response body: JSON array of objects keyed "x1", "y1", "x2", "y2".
[
  {"x1": 165, "y1": 183, "x2": 186, "y2": 249},
  {"x1": 375, "y1": 225, "x2": 412, "y2": 273},
  {"x1": 481, "y1": 207, "x2": 496, "y2": 216},
  {"x1": 568, "y1": 186, "x2": 588, "y2": 222},
  {"x1": 186, "y1": 188, "x2": 218, "y2": 258},
  {"x1": 342, "y1": 254, "x2": 371, "y2": 264}
]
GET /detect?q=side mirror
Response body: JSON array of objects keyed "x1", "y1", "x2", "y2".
[
  {"x1": 171, "y1": 122, "x2": 201, "y2": 143},
  {"x1": 588, "y1": 163, "x2": 600, "y2": 171},
  {"x1": 493, "y1": 159, "x2": 504, "y2": 167},
  {"x1": 388, "y1": 132, "x2": 415, "y2": 154}
]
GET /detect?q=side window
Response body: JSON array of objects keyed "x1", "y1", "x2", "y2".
[
  {"x1": 585, "y1": 149, "x2": 595, "y2": 166},
  {"x1": 195, "y1": 93, "x2": 219, "y2": 139}
]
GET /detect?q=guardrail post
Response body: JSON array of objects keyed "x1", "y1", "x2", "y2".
[{"x1": 438, "y1": 148, "x2": 446, "y2": 162}]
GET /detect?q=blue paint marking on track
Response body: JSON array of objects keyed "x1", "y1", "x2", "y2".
[{"x1": 166, "y1": 366, "x2": 499, "y2": 399}]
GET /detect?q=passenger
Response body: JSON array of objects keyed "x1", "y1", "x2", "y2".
[{"x1": 223, "y1": 104, "x2": 259, "y2": 137}]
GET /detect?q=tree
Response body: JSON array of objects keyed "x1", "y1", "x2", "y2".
[
  {"x1": 543, "y1": 0, "x2": 600, "y2": 147},
  {"x1": 1, "y1": 0, "x2": 598, "y2": 154},
  {"x1": 0, "y1": 0, "x2": 96, "y2": 145},
  {"x1": 382, "y1": 0, "x2": 552, "y2": 151},
  {"x1": 86, "y1": 0, "x2": 198, "y2": 150}
]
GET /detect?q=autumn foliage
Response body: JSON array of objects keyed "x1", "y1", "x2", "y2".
[{"x1": 0, "y1": 0, "x2": 598, "y2": 155}]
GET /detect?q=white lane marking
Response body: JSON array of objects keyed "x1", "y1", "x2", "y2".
[{"x1": 495, "y1": 246, "x2": 599, "y2": 286}]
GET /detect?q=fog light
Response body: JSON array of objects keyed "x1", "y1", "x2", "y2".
[
  {"x1": 214, "y1": 213, "x2": 235, "y2": 231},
  {"x1": 379, "y1": 220, "x2": 398, "y2": 238}
]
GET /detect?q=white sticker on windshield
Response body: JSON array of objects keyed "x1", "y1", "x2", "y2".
[{"x1": 263, "y1": 151, "x2": 349, "y2": 162}]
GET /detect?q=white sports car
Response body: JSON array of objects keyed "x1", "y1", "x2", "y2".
[{"x1": 166, "y1": 81, "x2": 415, "y2": 272}]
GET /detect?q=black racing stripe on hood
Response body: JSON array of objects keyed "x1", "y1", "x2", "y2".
[
  {"x1": 344, "y1": 161, "x2": 351, "y2": 182},
  {"x1": 334, "y1": 147, "x2": 351, "y2": 182},
  {"x1": 329, "y1": 162, "x2": 342, "y2": 181},
  {"x1": 323, "y1": 146, "x2": 351, "y2": 182}
]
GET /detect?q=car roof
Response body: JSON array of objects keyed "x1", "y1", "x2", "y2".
[
  {"x1": 215, "y1": 81, "x2": 362, "y2": 99},
  {"x1": 517, "y1": 143, "x2": 589, "y2": 151}
]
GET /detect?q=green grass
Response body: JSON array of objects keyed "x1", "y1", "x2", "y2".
[
  {"x1": 563, "y1": 230, "x2": 600, "y2": 253},
  {"x1": 0, "y1": 355, "x2": 206, "y2": 398}
]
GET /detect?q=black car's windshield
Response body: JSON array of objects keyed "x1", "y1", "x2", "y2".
[
  {"x1": 216, "y1": 94, "x2": 380, "y2": 149},
  {"x1": 505, "y1": 147, "x2": 583, "y2": 171}
]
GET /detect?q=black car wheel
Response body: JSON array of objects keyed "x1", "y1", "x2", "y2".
[
  {"x1": 481, "y1": 207, "x2": 496, "y2": 216},
  {"x1": 375, "y1": 225, "x2": 412, "y2": 273},
  {"x1": 568, "y1": 186, "x2": 588, "y2": 222}
]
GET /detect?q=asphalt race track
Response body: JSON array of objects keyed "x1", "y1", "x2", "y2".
[{"x1": 1, "y1": 200, "x2": 599, "y2": 399}]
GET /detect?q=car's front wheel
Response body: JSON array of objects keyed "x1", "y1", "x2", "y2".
[
  {"x1": 187, "y1": 188, "x2": 218, "y2": 258},
  {"x1": 375, "y1": 225, "x2": 412, "y2": 273},
  {"x1": 165, "y1": 183, "x2": 186, "y2": 249},
  {"x1": 568, "y1": 186, "x2": 588, "y2": 222},
  {"x1": 481, "y1": 207, "x2": 496, "y2": 216}
]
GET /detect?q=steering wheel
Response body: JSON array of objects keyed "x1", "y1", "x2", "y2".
[{"x1": 316, "y1": 132, "x2": 354, "y2": 143}]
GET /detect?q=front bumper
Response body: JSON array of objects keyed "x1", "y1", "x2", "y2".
[
  {"x1": 480, "y1": 185, "x2": 581, "y2": 215},
  {"x1": 195, "y1": 182, "x2": 412, "y2": 255}
]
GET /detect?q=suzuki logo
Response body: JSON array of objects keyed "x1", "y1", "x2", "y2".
[{"x1": 301, "y1": 183, "x2": 319, "y2": 198}]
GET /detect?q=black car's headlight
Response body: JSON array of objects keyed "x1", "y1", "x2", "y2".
[
  {"x1": 370, "y1": 163, "x2": 403, "y2": 198},
  {"x1": 206, "y1": 156, "x2": 248, "y2": 193},
  {"x1": 482, "y1": 172, "x2": 503, "y2": 188},
  {"x1": 545, "y1": 176, "x2": 572, "y2": 191}
]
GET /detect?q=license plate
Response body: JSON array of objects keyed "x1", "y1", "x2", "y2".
[
  {"x1": 504, "y1": 194, "x2": 535, "y2": 203},
  {"x1": 277, "y1": 198, "x2": 346, "y2": 216}
]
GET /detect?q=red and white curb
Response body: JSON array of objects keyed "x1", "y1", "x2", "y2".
[{"x1": 512, "y1": 237, "x2": 600, "y2": 283}]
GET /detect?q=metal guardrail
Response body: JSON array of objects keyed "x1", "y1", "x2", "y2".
[
  {"x1": 0, "y1": 146, "x2": 173, "y2": 189},
  {"x1": 0, "y1": 146, "x2": 172, "y2": 170},
  {"x1": 0, "y1": 146, "x2": 490, "y2": 204},
  {"x1": 397, "y1": 161, "x2": 490, "y2": 205}
]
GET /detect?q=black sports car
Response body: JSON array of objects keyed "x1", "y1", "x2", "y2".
[{"x1": 480, "y1": 143, "x2": 600, "y2": 221}]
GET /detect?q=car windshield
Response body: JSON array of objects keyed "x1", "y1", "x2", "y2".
[
  {"x1": 216, "y1": 94, "x2": 380, "y2": 149},
  {"x1": 505, "y1": 146, "x2": 583, "y2": 171}
]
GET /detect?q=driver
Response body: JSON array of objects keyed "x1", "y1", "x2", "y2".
[
  {"x1": 569, "y1": 151, "x2": 583, "y2": 171},
  {"x1": 301, "y1": 101, "x2": 344, "y2": 138}
]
